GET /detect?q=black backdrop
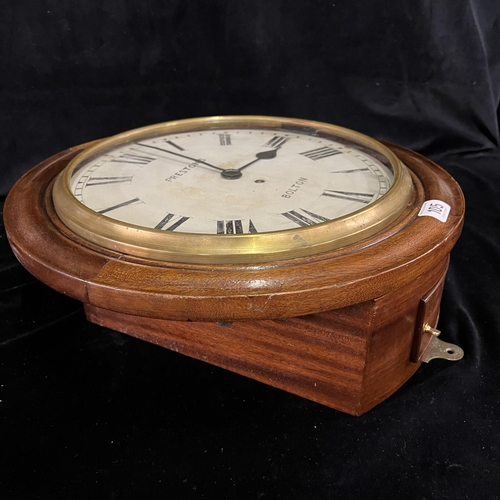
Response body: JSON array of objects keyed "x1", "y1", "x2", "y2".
[{"x1": 1, "y1": 1, "x2": 500, "y2": 498}]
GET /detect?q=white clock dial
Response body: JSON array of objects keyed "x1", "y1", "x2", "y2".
[
  {"x1": 70, "y1": 128, "x2": 394, "y2": 235},
  {"x1": 53, "y1": 116, "x2": 413, "y2": 264}
]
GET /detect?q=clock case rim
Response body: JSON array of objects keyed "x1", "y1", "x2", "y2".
[
  {"x1": 52, "y1": 116, "x2": 414, "y2": 265},
  {"x1": 4, "y1": 139, "x2": 464, "y2": 322}
]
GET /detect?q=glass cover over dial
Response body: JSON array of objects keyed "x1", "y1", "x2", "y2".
[{"x1": 53, "y1": 116, "x2": 413, "y2": 263}]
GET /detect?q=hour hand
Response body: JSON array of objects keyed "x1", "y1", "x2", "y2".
[{"x1": 236, "y1": 149, "x2": 278, "y2": 172}]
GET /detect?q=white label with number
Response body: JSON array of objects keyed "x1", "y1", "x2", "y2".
[{"x1": 418, "y1": 200, "x2": 451, "y2": 223}]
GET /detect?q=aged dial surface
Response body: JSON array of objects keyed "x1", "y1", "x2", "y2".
[
  {"x1": 69, "y1": 128, "x2": 395, "y2": 235},
  {"x1": 53, "y1": 116, "x2": 413, "y2": 263}
]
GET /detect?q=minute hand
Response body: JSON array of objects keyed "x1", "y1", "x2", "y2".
[
  {"x1": 136, "y1": 143, "x2": 225, "y2": 172},
  {"x1": 236, "y1": 149, "x2": 278, "y2": 171}
]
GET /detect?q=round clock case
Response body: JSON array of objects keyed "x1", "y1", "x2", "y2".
[{"x1": 4, "y1": 116, "x2": 465, "y2": 415}]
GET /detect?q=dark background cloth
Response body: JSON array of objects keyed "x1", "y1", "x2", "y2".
[{"x1": 1, "y1": 1, "x2": 500, "y2": 498}]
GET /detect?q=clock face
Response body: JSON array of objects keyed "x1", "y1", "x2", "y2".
[
  {"x1": 53, "y1": 116, "x2": 413, "y2": 263},
  {"x1": 69, "y1": 128, "x2": 394, "y2": 236}
]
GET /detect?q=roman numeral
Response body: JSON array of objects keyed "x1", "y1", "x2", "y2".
[
  {"x1": 219, "y1": 133, "x2": 232, "y2": 146},
  {"x1": 98, "y1": 197, "x2": 142, "y2": 214},
  {"x1": 300, "y1": 146, "x2": 342, "y2": 161},
  {"x1": 264, "y1": 136, "x2": 291, "y2": 149},
  {"x1": 281, "y1": 209, "x2": 329, "y2": 227},
  {"x1": 86, "y1": 176, "x2": 133, "y2": 186},
  {"x1": 163, "y1": 140, "x2": 184, "y2": 151},
  {"x1": 110, "y1": 153, "x2": 156, "y2": 165},
  {"x1": 216, "y1": 219, "x2": 258, "y2": 234},
  {"x1": 322, "y1": 190, "x2": 373, "y2": 204},
  {"x1": 155, "y1": 213, "x2": 190, "y2": 231}
]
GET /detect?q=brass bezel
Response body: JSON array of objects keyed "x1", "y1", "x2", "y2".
[{"x1": 52, "y1": 115, "x2": 413, "y2": 264}]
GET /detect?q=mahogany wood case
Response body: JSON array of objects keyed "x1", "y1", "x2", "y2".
[{"x1": 4, "y1": 141, "x2": 464, "y2": 415}]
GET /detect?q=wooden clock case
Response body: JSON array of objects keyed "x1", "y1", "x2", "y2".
[{"x1": 4, "y1": 141, "x2": 464, "y2": 415}]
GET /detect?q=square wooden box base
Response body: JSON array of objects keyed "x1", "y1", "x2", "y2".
[{"x1": 84, "y1": 258, "x2": 447, "y2": 416}]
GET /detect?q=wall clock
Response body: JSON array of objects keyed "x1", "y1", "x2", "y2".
[{"x1": 4, "y1": 116, "x2": 465, "y2": 415}]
